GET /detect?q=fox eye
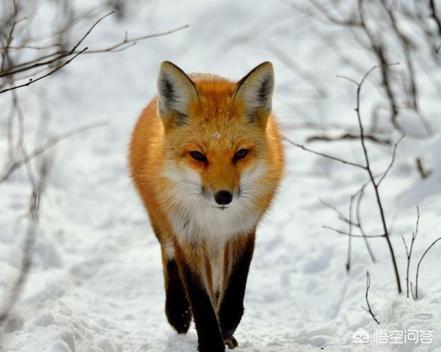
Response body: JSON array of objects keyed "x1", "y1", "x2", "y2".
[
  {"x1": 189, "y1": 151, "x2": 208, "y2": 163},
  {"x1": 233, "y1": 148, "x2": 249, "y2": 161}
]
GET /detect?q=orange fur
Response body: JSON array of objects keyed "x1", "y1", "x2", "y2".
[
  {"x1": 129, "y1": 63, "x2": 284, "y2": 347},
  {"x1": 130, "y1": 74, "x2": 283, "y2": 263}
]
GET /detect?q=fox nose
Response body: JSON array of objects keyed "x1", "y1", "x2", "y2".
[{"x1": 214, "y1": 190, "x2": 233, "y2": 205}]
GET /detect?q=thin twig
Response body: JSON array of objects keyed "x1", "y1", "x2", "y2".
[
  {"x1": 320, "y1": 198, "x2": 359, "y2": 227},
  {"x1": 346, "y1": 195, "x2": 355, "y2": 272},
  {"x1": 429, "y1": 0, "x2": 441, "y2": 37},
  {"x1": 409, "y1": 207, "x2": 419, "y2": 296},
  {"x1": 1, "y1": 21, "x2": 188, "y2": 78},
  {"x1": 283, "y1": 136, "x2": 366, "y2": 170},
  {"x1": 287, "y1": 64, "x2": 403, "y2": 289},
  {"x1": 410, "y1": 281, "x2": 416, "y2": 300},
  {"x1": 351, "y1": 65, "x2": 402, "y2": 294},
  {"x1": 358, "y1": 0, "x2": 402, "y2": 132},
  {"x1": 377, "y1": 133, "x2": 405, "y2": 186},
  {"x1": 380, "y1": 0, "x2": 420, "y2": 118},
  {"x1": 362, "y1": 271, "x2": 381, "y2": 324},
  {"x1": 0, "y1": 47, "x2": 88, "y2": 94},
  {"x1": 306, "y1": 132, "x2": 391, "y2": 145},
  {"x1": 0, "y1": 10, "x2": 114, "y2": 78},
  {"x1": 81, "y1": 25, "x2": 189, "y2": 54},
  {"x1": 414, "y1": 236, "x2": 441, "y2": 299},
  {"x1": 323, "y1": 225, "x2": 385, "y2": 238},
  {"x1": 0, "y1": 120, "x2": 108, "y2": 183},
  {"x1": 401, "y1": 206, "x2": 419, "y2": 298},
  {"x1": 0, "y1": 9, "x2": 188, "y2": 94},
  {"x1": 1, "y1": 0, "x2": 18, "y2": 73},
  {"x1": 355, "y1": 182, "x2": 377, "y2": 263},
  {"x1": 321, "y1": 187, "x2": 376, "y2": 264},
  {"x1": 71, "y1": 11, "x2": 115, "y2": 52}
]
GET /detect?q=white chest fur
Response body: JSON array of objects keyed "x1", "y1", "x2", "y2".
[
  {"x1": 168, "y1": 199, "x2": 259, "y2": 243},
  {"x1": 161, "y1": 161, "x2": 267, "y2": 243}
]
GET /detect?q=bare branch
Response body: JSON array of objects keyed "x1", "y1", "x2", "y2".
[
  {"x1": 346, "y1": 195, "x2": 355, "y2": 272},
  {"x1": 0, "y1": 120, "x2": 108, "y2": 183},
  {"x1": 291, "y1": 64, "x2": 402, "y2": 292},
  {"x1": 0, "y1": 47, "x2": 88, "y2": 94},
  {"x1": 320, "y1": 198, "x2": 359, "y2": 227},
  {"x1": 0, "y1": 9, "x2": 189, "y2": 94},
  {"x1": 358, "y1": 0, "x2": 402, "y2": 132},
  {"x1": 355, "y1": 182, "x2": 377, "y2": 263},
  {"x1": 322, "y1": 225, "x2": 385, "y2": 238},
  {"x1": 283, "y1": 136, "x2": 366, "y2": 170},
  {"x1": 0, "y1": 10, "x2": 114, "y2": 78},
  {"x1": 321, "y1": 185, "x2": 376, "y2": 264},
  {"x1": 352, "y1": 64, "x2": 402, "y2": 294},
  {"x1": 414, "y1": 236, "x2": 441, "y2": 299},
  {"x1": 306, "y1": 132, "x2": 391, "y2": 146},
  {"x1": 71, "y1": 11, "x2": 115, "y2": 52},
  {"x1": 379, "y1": 0, "x2": 421, "y2": 120},
  {"x1": 401, "y1": 207, "x2": 420, "y2": 298},
  {"x1": 362, "y1": 271, "x2": 381, "y2": 324},
  {"x1": 376, "y1": 133, "x2": 405, "y2": 186},
  {"x1": 429, "y1": 0, "x2": 441, "y2": 37},
  {"x1": 82, "y1": 25, "x2": 189, "y2": 54}
]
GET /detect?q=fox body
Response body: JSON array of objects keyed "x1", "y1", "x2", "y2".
[{"x1": 129, "y1": 61, "x2": 284, "y2": 352}]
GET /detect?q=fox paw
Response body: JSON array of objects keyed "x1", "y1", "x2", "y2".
[
  {"x1": 224, "y1": 336, "x2": 238, "y2": 350},
  {"x1": 167, "y1": 308, "x2": 191, "y2": 334}
]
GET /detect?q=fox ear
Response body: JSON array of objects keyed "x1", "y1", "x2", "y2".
[
  {"x1": 234, "y1": 62, "x2": 274, "y2": 123},
  {"x1": 157, "y1": 61, "x2": 198, "y2": 124}
]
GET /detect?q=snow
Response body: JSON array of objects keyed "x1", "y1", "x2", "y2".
[{"x1": 1, "y1": 0, "x2": 441, "y2": 351}]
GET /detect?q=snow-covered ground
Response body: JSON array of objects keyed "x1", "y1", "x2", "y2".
[{"x1": 1, "y1": 1, "x2": 441, "y2": 351}]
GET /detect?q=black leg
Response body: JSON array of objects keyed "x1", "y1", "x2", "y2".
[
  {"x1": 219, "y1": 234, "x2": 255, "y2": 345},
  {"x1": 165, "y1": 259, "x2": 192, "y2": 334},
  {"x1": 178, "y1": 258, "x2": 225, "y2": 352}
]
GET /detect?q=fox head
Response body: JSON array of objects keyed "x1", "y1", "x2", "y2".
[{"x1": 156, "y1": 61, "x2": 276, "y2": 229}]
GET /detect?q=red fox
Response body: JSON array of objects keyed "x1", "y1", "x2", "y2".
[{"x1": 129, "y1": 61, "x2": 284, "y2": 352}]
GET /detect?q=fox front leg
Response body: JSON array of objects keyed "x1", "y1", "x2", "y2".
[
  {"x1": 158, "y1": 234, "x2": 192, "y2": 334},
  {"x1": 218, "y1": 233, "x2": 255, "y2": 349},
  {"x1": 176, "y1": 251, "x2": 225, "y2": 352},
  {"x1": 164, "y1": 258, "x2": 192, "y2": 334}
]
